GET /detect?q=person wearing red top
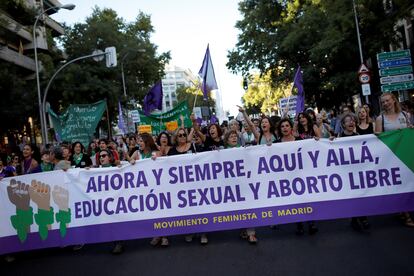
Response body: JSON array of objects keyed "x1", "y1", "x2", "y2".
[{"x1": 95, "y1": 139, "x2": 120, "y2": 166}]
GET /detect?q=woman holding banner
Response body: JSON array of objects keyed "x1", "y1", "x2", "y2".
[
  {"x1": 356, "y1": 107, "x2": 375, "y2": 135},
  {"x1": 238, "y1": 106, "x2": 277, "y2": 145},
  {"x1": 168, "y1": 128, "x2": 196, "y2": 156},
  {"x1": 375, "y1": 92, "x2": 414, "y2": 227},
  {"x1": 20, "y1": 144, "x2": 41, "y2": 175},
  {"x1": 156, "y1": 131, "x2": 173, "y2": 156},
  {"x1": 130, "y1": 133, "x2": 170, "y2": 246},
  {"x1": 337, "y1": 113, "x2": 371, "y2": 231},
  {"x1": 295, "y1": 112, "x2": 321, "y2": 140},
  {"x1": 71, "y1": 142, "x2": 92, "y2": 168},
  {"x1": 224, "y1": 130, "x2": 258, "y2": 244},
  {"x1": 96, "y1": 149, "x2": 125, "y2": 254},
  {"x1": 293, "y1": 112, "x2": 320, "y2": 235}
]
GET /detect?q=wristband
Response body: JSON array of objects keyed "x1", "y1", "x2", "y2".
[
  {"x1": 10, "y1": 207, "x2": 33, "y2": 243},
  {"x1": 55, "y1": 209, "x2": 71, "y2": 237},
  {"x1": 34, "y1": 207, "x2": 54, "y2": 240}
]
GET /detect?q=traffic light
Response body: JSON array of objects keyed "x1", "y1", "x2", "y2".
[
  {"x1": 105, "y1": 47, "x2": 117, "y2": 68},
  {"x1": 243, "y1": 77, "x2": 248, "y2": 90}
]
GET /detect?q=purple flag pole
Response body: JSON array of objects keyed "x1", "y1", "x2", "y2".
[
  {"x1": 198, "y1": 44, "x2": 218, "y2": 100},
  {"x1": 293, "y1": 66, "x2": 305, "y2": 114},
  {"x1": 143, "y1": 81, "x2": 163, "y2": 116},
  {"x1": 118, "y1": 101, "x2": 127, "y2": 135}
]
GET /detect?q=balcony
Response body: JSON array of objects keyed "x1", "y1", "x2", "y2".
[
  {"x1": 0, "y1": 45, "x2": 36, "y2": 72},
  {"x1": 0, "y1": 12, "x2": 33, "y2": 43}
]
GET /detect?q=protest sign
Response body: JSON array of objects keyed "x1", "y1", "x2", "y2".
[
  {"x1": 138, "y1": 125, "x2": 152, "y2": 134},
  {"x1": 1, "y1": 129, "x2": 413, "y2": 254},
  {"x1": 138, "y1": 101, "x2": 192, "y2": 134},
  {"x1": 49, "y1": 100, "x2": 107, "y2": 146}
]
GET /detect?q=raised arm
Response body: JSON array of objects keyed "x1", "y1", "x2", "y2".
[
  {"x1": 238, "y1": 106, "x2": 260, "y2": 142},
  {"x1": 191, "y1": 114, "x2": 206, "y2": 142}
]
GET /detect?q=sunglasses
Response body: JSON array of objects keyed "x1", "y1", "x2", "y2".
[
  {"x1": 178, "y1": 133, "x2": 187, "y2": 137},
  {"x1": 100, "y1": 154, "x2": 108, "y2": 158}
]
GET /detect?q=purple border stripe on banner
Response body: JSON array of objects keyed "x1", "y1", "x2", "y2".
[{"x1": 1, "y1": 192, "x2": 414, "y2": 255}]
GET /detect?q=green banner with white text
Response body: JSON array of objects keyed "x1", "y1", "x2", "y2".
[
  {"x1": 138, "y1": 101, "x2": 192, "y2": 134},
  {"x1": 49, "y1": 100, "x2": 107, "y2": 146}
]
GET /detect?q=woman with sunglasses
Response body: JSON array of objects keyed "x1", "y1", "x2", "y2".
[
  {"x1": 168, "y1": 128, "x2": 196, "y2": 156},
  {"x1": 9, "y1": 153, "x2": 21, "y2": 174},
  {"x1": 129, "y1": 133, "x2": 168, "y2": 247},
  {"x1": 95, "y1": 149, "x2": 125, "y2": 254}
]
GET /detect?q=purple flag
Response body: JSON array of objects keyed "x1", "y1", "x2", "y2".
[
  {"x1": 118, "y1": 101, "x2": 127, "y2": 135},
  {"x1": 294, "y1": 66, "x2": 305, "y2": 114},
  {"x1": 143, "y1": 81, "x2": 163, "y2": 116},
  {"x1": 198, "y1": 44, "x2": 218, "y2": 100}
]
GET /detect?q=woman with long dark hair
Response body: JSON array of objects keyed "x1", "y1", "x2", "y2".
[
  {"x1": 71, "y1": 141, "x2": 92, "y2": 168},
  {"x1": 20, "y1": 144, "x2": 41, "y2": 175},
  {"x1": 239, "y1": 106, "x2": 277, "y2": 145}
]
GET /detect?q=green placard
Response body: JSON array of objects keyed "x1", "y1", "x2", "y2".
[
  {"x1": 379, "y1": 66, "x2": 413, "y2": 77},
  {"x1": 377, "y1": 50, "x2": 411, "y2": 61},
  {"x1": 138, "y1": 101, "x2": 192, "y2": 134},
  {"x1": 49, "y1": 100, "x2": 107, "y2": 146},
  {"x1": 381, "y1": 81, "x2": 414, "y2": 92}
]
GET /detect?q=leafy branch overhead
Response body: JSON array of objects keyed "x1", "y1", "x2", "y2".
[{"x1": 227, "y1": 0, "x2": 413, "y2": 109}]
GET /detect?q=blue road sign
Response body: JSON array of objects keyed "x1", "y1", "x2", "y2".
[{"x1": 379, "y1": 58, "x2": 412, "y2": 69}]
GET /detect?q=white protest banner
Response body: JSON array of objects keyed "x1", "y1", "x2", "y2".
[{"x1": 1, "y1": 129, "x2": 413, "y2": 254}]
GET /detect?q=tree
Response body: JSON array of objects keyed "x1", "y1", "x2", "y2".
[
  {"x1": 227, "y1": 0, "x2": 413, "y2": 111},
  {"x1": 242, "y1": 70, "x2": 291, "y2": 115},
  {"x1": 176, "y1": 80, "x2": 215, "y2": 111},
  {"x1": 48, "y1": 7, "x2": 170, "y2": 123}
]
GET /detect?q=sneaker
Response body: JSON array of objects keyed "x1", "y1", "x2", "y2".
[
  {"x1": 296, "y1": 223, "x2": 304, "y2": 235},
  {"x1": 185, "y1": 235, "x2": 193, "y2": 243},
  {"x1": 161, "y1": 237, "x2": 169, "y2": 247},
  {"x1": 240, "y1": 230, "x2": 248, "y2": 239},
  {"x1": 73, "y1": 244, "x2": 84, "y2": 251},
  {"x1": 111, "y1": 242, "x2": 123, "y2": 255},
  {"x1": 200, "y1": 234, "x2": 208, "y2": 244},
  {"x1": 5, "y1": 255, "x2": 15, "y2": 263},
  {"x1": 360, "y1": 218, "x2": 371, "y2": 230},
  {"x1": 248, "y1": 234, "x2": 258, "y2": 244},
  {"x1": 150, "y1": 237, "x2": 161, "y2": 246},
  {"x1": 308, "y1": 222, "x2": 318, "y2": 235},
  {"x1": 351, "y1": 218, "x2": 362, "y2": 232}
]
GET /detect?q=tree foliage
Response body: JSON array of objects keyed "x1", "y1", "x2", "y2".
[
  {"x1": 242, "y1": 70, "x2": 292, "y2": 115},
  {"x1": 227, "y1": 0, "x2": 413, "y2": 110},
  {"x1": 176, "y1": 80, "x2": 215, "y2": 111},
  {"x1": 49, "y1": 7, "x2": 170, "y2": 120}
]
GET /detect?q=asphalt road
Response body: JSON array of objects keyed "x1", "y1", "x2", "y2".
[{"x1": 2, "y1": 214, "x2": 414, "y2": 276}]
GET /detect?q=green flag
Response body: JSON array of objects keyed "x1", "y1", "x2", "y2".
[
  {"x1": 49, "y1": 100, "x2": 107, "y2": 146},
  {"x1": 138, "y1": 101, "x2": 192, "y2": 134}
]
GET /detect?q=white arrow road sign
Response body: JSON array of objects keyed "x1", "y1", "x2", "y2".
[{"x1": 380, "y1": 74, "x2": 414, "y2": 85}]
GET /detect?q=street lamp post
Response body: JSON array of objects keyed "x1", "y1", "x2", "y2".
[
  {"x1": 33, "y1": 3, "x2": 75, "y2": 145},
  {"x1": 120, "y1": 49, "x2": 145, "y2": 133},
  {"x1": 352, "y1": 0, "x2": 370, "y2": 104},
  {"x1": 42, "y1": 51, "x2": 108, "y2": 144},
  {"x1": 120, "y1": 49, "x2": 145, "y2": 97}
]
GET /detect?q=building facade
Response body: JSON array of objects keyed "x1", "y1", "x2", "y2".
[
  {"x1": 0, "y1": 0, "x2": 65, "y2": 76},
  {"x1": 161, "y1": 64, "x2": 198, "y2": 111}
]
